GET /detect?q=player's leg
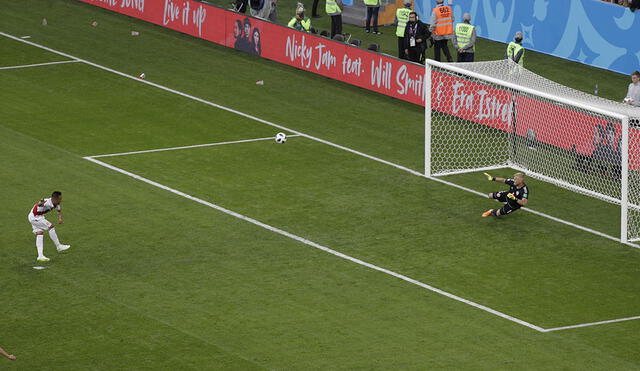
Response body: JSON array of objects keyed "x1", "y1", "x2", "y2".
[
  {"x1": 35, "y1": 232, "x2": 47, "y2": 261},
  {"x1": 48, "y1": 226, "x2": 70, "y2": 252},
  {"x1": 482, "y1": 192, "x2": 509, "y2": 217},
  {"x1": 29, "y1": 215, "x2": 50, "y2": 261},
  {"x1": 492, "y1": 204, "x2": 517, "y2": 217}
]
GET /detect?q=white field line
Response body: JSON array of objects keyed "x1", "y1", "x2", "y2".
[
  {"x1": 5, "y1": 31, "x2": 640, "y2": 331},
  {"x1": 89, "y1": 135, "x2": 301, "y2": 158},
  {"x1": 0, "y1": 59, "x2": 79, "y2": 70},
  {"x1": 542, "y1": 315, "x2": 640, "y2": 332},
  {"x1": 83, "y1": 156, "x2": 546, "y2": 333}
]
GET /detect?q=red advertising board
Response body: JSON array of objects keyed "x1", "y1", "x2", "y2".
[{"x1": 77, "y1": 0, "x2": 639, "y2": 168}]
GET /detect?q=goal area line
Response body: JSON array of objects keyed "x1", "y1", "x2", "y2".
[
  {"x1": 4, "y1": 31, "x2": 640, "y2": 332},
  {"x1": 88, "y1": 135, "x2": 301, "y2": 158}
]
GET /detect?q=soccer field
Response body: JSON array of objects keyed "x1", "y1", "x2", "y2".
[{"x1": 2, "y1": 1, "x2": 640, "y2": 369}]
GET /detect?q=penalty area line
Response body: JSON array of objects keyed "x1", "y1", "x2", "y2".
[
  {"x1": 83, "y1": 156, "x2": 547, "y2": 333},
  {"x1": 87, "y1": 134, "x2": 302, "y2": 158},
  {"x1": 0, "y1": 59, "x2": 79, "y2": 70}
]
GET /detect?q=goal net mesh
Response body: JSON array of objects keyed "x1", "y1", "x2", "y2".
[{"x1": 427, "y1": 60, "x2": 640, "y2": 242}]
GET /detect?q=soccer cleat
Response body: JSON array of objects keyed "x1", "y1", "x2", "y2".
[
  {"x1": 57, "y1": 244, "x2": 71, "y2": 252},
  {"x1": 482, "y1": 209, "x2": 493, "y2": 217},
  {"x1": 37, "y1": 256, "x2": 50, "y2": 262}
]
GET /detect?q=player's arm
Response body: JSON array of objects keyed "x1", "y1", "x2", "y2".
[
  {"x1": 0, "y1": 347, "x2": 16, "y2": 360},
  {"x1": 507, "y1": 191, "x2": 529, "y2": 206},
  {"x1": 57, "y1": 207, "x2": 63, "y2": 224},
  {"x1": 483, "y1": 173, "x2": 507, "y2": 183}
]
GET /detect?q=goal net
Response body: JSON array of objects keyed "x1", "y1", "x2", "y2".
[{"x1": 425, "y1": 59, "x2": 640, "y2": 243}]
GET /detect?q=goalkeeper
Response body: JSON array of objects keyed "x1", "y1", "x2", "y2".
[{"x1": 482, "y1": 172, "x2": 529, "y2": 217}]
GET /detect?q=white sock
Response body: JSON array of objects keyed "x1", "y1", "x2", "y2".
[
  {"x1": 36, "y1": 234, "x2": 44, "y2": 257},
  {"x1": 48, "y1": 228, "x2": 61, "y2": 247}
]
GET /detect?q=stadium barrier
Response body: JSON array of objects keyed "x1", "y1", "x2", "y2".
[
  {"x1": 77, "y1": 0, "x2": 639, "y2": 168},
  {"x1": 76, "y1": 0, "x2": 425, "y2": 105}
]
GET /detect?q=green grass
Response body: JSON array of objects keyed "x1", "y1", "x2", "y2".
[{"x1": 2, "y1": 0, "x2": 640, "y2": 369}]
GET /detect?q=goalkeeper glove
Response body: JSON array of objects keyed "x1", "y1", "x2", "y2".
[
  {"x1": 484, "y1": 172, "x2": 494, "y2": 181},
  {"x1": 507, "y1": 193, "x2": 516, "y2": 200}
]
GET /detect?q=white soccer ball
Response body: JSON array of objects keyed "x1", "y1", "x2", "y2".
[{"x1": 275, "y1": 132, "x2": 287, "y2": 144}]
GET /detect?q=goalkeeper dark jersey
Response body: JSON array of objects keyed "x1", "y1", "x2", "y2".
[{"x1": 504, "y1": 179, "x2": 529, "y2": 208}]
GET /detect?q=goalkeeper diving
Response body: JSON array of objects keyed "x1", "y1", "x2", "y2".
[{"x1": 482, "y1": 172, "x2": 529, "y2": 217}]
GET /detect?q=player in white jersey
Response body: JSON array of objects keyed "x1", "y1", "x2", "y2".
[{"x1": 27, "y1": 191, "x2": 70, "y2": 262}]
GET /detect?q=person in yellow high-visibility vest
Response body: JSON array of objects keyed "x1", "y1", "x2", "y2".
[
  {"x1": 395, "y1": 0, "x2": 412, "y2": 59},
  {"x1": 505, "y1": 31, "x2": 525, "y2": 66},
  {"x1": 326, "y1": 0, "x2": 344, "y2": 38},
  {"x1": 364, "y1": 0, "x2": 382, "y2": 34},
  {"x1": 453, "y1": 13, "x2": 476, "y2": 62},
  {"x1": 288, "y1": 5, "x2": 313, "y2": 32},
  {"x1": 429, "y1": 0, "x2": 453, "y2": 62}
]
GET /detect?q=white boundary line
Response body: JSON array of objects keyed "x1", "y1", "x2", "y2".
[
  {"x1": 4, "y1": 31, "x2": 640, "y2": 331},
  {"x1": 0, "y1": 59, "x2": 79, "y2": 70},
  {"x1": 542, "y1": 315, "x2": 640, "y2": 332},
  {"x1": 83, "y1": 156, "x2": 547, "y2": 333},
  {"x1": 89, "y1": 135, "x2": 301, "y2": 158}
]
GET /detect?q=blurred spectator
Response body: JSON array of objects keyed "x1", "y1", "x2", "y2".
[
  {"x1": 429, "y1": 0, "x2": 453, "y2": 62},
  {"x1": 288, "y1": 5, "x2": 313, "y2": 32},
  {"x1": 404, "y1": 12, "x2": 429, "y2": 64},
  {"x1": 326, "y1": 0, "x2": 343, "y2": 38},
  {"x1": 453, "y1": 13, "x2": 476, "y2": 62},
  {"x1": 311, "y1": 0, "x2": 321, "y2": 18},
  {"x1": 250, "y1": 0, "x2": 277, "y2": 22},
  {"x1": 395, "y1": 0, "x2": 412, "y2": 59},
  {"x1": 232, "y1": 0, "x2": 248, "y2": 13},
  {"x1": 505, "y1": 31, "x2": 525, "y2": 66},
  {"x1": 623, "y1": 70, "x2": 640, "y2": 106},
  {"x1": 364, "y1": 0, "x2": 381, "y2": 34}
]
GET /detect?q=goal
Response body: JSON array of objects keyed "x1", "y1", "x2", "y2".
[{"x1": 424, "y1": 59, "x2": 640, "y2": 243}]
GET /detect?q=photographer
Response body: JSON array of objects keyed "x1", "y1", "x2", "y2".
[{"x1": 403, "y1": 12, "x2": 430, "y2": 64}]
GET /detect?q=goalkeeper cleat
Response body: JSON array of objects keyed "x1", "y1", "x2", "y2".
[
  {"x1": 483, "y1": 172, "x2": 493, "y2": 181},
  {"x1": 482, "y1": 209, "x2": 493, "y2": 217},
  {"x1": 57, "y1": 244, "x2": 70, "y2": 252}
]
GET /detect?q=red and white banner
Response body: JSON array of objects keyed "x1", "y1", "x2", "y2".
[
  {"x1": 77, "y1": 0, "x2": 639, "y2": 168},
  {"x1": 77, "y1": 0, "x2": 425, "y2": 104}
]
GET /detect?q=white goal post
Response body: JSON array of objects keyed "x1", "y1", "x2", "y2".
[{"x1": 424, "y1": 59, "x2": 640, "y2": 243}]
